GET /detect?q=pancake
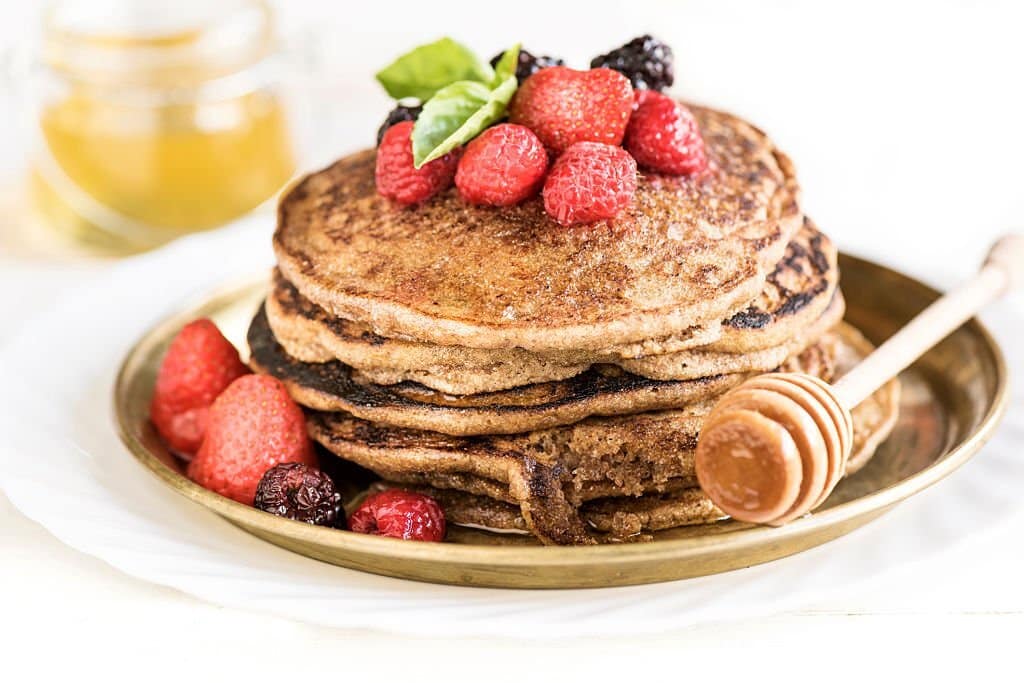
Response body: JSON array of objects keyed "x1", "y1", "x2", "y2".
[
  {"x1": 266, "y1": 270, "x2": 592, "y2": 393},
  {"x1": 709, "y1": 220, "x2": 840, "y2": 353},
  {"x1": 274, "y1": 104, "x2": 802, "y2": 353},
  {"x1": 250, "y1": 304, "x2": 838, "y2": 435},
  {"x1": 310, "y1": 323, "x2": 899, "y2": 544},
  {"x1": 619, "y1": 291, "x2": 843, "y2": 380},
  {"x1": 267, "y1": 218, "x2": 839, "y2": 394}
]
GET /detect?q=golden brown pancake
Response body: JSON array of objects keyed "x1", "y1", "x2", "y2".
[
  {"x1": 266, "y1": 218, "x2": 839, "y2": 393},
  {"x1": 274, "y1": 104, "x2": 802, "y2": 352},
  {"x1": 250, "y1": 303, "x2": 846, "y2": 436}
]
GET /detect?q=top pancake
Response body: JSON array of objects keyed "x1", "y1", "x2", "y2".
[{"x1": 275, "y1": 104, "x2": 802, "y2": 352}]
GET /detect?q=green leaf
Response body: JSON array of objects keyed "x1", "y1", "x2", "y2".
[
  {"x1": 375, "y1": 37, "x2": 495, "y2": 101},
  {"x1": 490, "y1": 43, "x2": 521, "y2": 86},
  {"x1": 411, "y1": 75, "x2": 518, "y2": 167}
]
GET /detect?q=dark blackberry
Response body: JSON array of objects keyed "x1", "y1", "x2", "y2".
[
  {"x1": 489, "y1": 48, "x2": 565, "y2": 84},
  {"x1": 255, "y1": 463, "x2": 344, "y2": 527},
  {"x1": 589, "y1": 35, "x2": 674, "y2": 91},
  {"x1": 376, "y1": 105, "x2": 422, "y2": 146}
]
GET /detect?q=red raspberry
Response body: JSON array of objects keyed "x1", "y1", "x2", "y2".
[
  {"x1": 542, "y1": 142, "x2": 638, "y2": 226},
  {"x1": 150, "y1": 319, "x2": 249, "y2": 456},
  {"x1": 455, "y1": 124, "x2": 548, "y2": 206},
  {"x1": 187, "y1": 375, "x2": 316, "y2": 505},
  {"x1": 624, "y1": 91, "x2": 708, "y2": 175},
  {"x1": 348, "y1": 489, "x2": 446, "y2": 542},
  {"x1": 508, "y1": 66, "x2": 633, "y2": 154},
  {"x1": 375, "y1": 121, "x2": 459, "y2": 206}
]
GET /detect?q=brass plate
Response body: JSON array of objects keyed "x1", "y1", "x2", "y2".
[{"x1": 113, "y1": 255, "x2": 1009, "y2": 589}]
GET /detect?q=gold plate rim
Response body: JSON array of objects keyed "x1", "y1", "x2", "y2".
[{"x1": 112, "y1": 254, "x2": 1009, "y2": 582}]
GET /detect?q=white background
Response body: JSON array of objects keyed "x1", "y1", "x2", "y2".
[{"x1": 2, "y1": 0, "x2": 1024, "y2": 678}]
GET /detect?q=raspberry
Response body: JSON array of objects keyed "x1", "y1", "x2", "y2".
[
  {"x1": 375, "y1": 121, "x2": 459, "y2": 206},
  {"x1": 590, "y1": 35, "x2": 674, "y2": 91},
  {"x1": 508, "y1": 66, "x2": 633, "y2": 154},
  {"x1": 624, "y1": 91, "x2": 707, "y2": 175},
  {"x1": 455, "y1": 124, "x2": 548, "y2": 206},
  {"x1": 375, "y1": 104, "x2": 422, "y2": 146},
  {"x1": 150, "y1": 319, "x2": 249, "y2": 457},
  {"x1": 489, "y1": 48, "x2": 564, "y2": 84},
  {"x1": 187, "y1": 375, "x2": 316, "y2": 505},
  {"x1": 255, "y1": 463, "x2": 343, "y2": 527},
  {"x1": 348, "y1": 489, "x2": 446, "y2": 542},
  {"x1": 542, "y1": 142, "x2": 638, "y2": 226}
]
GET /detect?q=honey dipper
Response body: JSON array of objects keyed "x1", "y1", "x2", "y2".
[{"x1": 695, "y1": 235, "x2": 1023, "y2": 525}]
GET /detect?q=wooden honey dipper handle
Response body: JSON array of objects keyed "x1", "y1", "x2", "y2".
[
  {"x1": 834, "y1": 235, "x2": 1024, "y2": 407},
  {"x1": 696, "y1": 235, "x2": 1024, "y2": 526}
]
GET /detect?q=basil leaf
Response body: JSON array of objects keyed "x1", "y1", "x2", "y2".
[
  {"x1": 491, "y1": 43, "x2": 521, "y2": 86},
  {"x1": 412, "y1": 75, "x2": 518, "y2": 167},
  {"x1": 375, "y1": 37, "x2": 495, "y2": 101}
]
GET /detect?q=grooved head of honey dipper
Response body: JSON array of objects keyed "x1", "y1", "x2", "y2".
[
  {"x1": 695, "y1": 406, "x2": 802, "y2": 524},
  {"x1": 695, "y1": 373, "x2": 852, "y2": 525}
]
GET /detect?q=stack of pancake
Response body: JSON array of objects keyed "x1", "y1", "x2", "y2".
[{"x1": 248, "y1": 105, "x2": 899, "y2": 545}]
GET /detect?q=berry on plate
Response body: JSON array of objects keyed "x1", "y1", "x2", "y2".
[
  {"x1": 150, "y1": 318, "x2": 249, "y2": 456},
  {"x1": 542, "y1": 142, "x2": 638, "y2": 226},
  {"x1": 187, "y1": 375, "x2": 316, "y2": 505},
  {"x1": 624, "y1": 91, "x2": 707, "y2": 176},
  {"x1": 255, "y1": 462, "x2": 344, "y2": 527},
  {"x1": 455, "y1": 123, "x2": 549, "y2": 206},
  {"x1": 508, "y1": 66, "x2": 633, "y2": 154},
  {"x1": 348, "y1": 489, "x2": 446, "y2": 542},
  {"x1": 590, "y1": 34, "x2": 674, "y2": 92},
  {"x1": 375, "y1": 121, "x2": 459, "y2": 205}
]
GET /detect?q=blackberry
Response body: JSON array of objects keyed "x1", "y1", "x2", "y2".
[
  {"x1": 489, "y1": 48, "x2": 565, "y2": 84},
  {"x1": 255, "y1": 463, "x2": 344, "y2": 527},
  {"x1": 376, "y1": 104, "x2": 422, "y2": 146},
  {"x1": 589, "y1": 35, "x2": 674, "y2": 91}
]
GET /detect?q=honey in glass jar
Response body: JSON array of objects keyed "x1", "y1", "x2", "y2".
[{"x1": 31, "y1": 0, "x2": 296, "y2": 253}]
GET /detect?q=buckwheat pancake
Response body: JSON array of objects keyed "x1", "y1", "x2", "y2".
[
  {"x1": 267, "y1": 219, "x2": 838, "y2": 393},
  {"x1": 618, "y1": 291, "x2": 842, "y2": 379},
  {"x1": 314, "y1": 324, "x2": 898, "y2": 544},
  {"x1": 266, "y1": 270, "x2": 592, "y2": 394},
  {"x1": 250, "y1": 303, "x2": 842, "y2": 435},
  {"x1": 274, "y1": 104, "x2": 802, "y2": 353}
]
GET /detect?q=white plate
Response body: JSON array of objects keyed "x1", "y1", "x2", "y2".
[{"x1": 1, "y1": 221, "x2": 1022, "y2": 638}]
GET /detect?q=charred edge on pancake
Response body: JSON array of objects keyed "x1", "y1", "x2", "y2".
[
  {"x1": 724, "y1": 219, "x2": 832, "y2": 330},
  {"x1": 249, "y1": 305, "x2": 725, "y2": 415},
  {"x1": 272, "y1": 270, "x2": 389, "y2": 346}
]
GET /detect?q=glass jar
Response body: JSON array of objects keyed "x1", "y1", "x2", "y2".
[{"x1": 27, "y1": 0, "x2": 296, "y2": 253}]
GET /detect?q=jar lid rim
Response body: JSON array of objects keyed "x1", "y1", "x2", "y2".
[{"x1": 42, "y1": 0, "x2": 276, "y2": 87}]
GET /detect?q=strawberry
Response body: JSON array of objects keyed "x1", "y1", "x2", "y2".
[
  {"x1": 508, "y1": 66, "x2": 633, "y2": 154},
  {"x1": 624, "y1": 91, "x2": 707, "y2": 175},
  {"x1": 455, "y1": 124, "x2": 549, "y2": 206},
  {"x1": 187, "y1": 375, "x2": 316, "y2": 505},
  {"x1": 150, "y1": 319, "x2": 249, "y2": 456},
  {"x1": 375, "y1": 121, "x2": 459, "y2": 205},
  {"x1": 542, "y1": 142, "x2": 638, "y2": 226}
]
